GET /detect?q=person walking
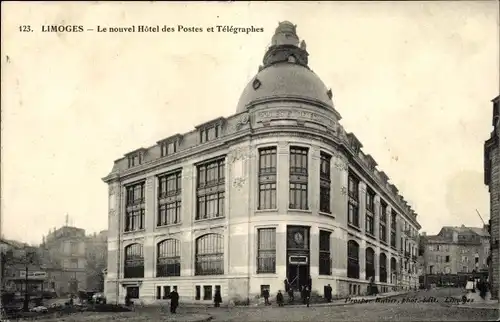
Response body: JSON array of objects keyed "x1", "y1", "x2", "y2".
[
  {"x1": 263, "y1": 288, "x2": 270, "y2": 306},
  {"x1": 170, "y1": 289, "x2": 179, "y2": 314},
  {"x1": 214, "y1": 288, "x2": 222, "y2": 307},
  {"x1": 304, "y1": 286, "x2": 311, "y2": 307},
  {"x1": 276, "y1": 290, "x2": 284, "y2": 307},
  {"x1": 325, "y1": 284, "x2": 332, "y2": 302}
]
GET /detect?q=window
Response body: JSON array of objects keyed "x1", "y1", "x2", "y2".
[
  {"x1": 258, "y1": 148, "x2": 277, "y2": 210},
  {"x1": 125, "y1": 182, "x2": 146, "y2": 232},
  {"x1": 124, "y1": 243, "x2": 144, "y2": 278},
  {"x1": 200, "y1": 124, "x2": 221, "y2": 143},
  {"x1": 319, "y1": 230, "x2": 331, "y2": 275},
  {"x1": 379, "y1": 202, "x2": 387, "y2": 242},
  {"x1": 319, "y1": 152, "x2": 331, "y2": 213},
  {"x1": 257, "y1": 228, "x2": 276, "y2": 273},
  {"x1": 157, "y1": 239, "x2": 181, "y2": 277},
  {"x1": 196, "y1": 159, "x2": 225, "y2": 220},
  {"x1": 127, "y1": 153, "x2": 142, "y2": 168},
  {"x1": 366, "y1": 189, "x2": 375, "y2": 213},
  {"x1": 195, "y1": 286, "x2": 201, "y2": 300},
  {"x1": 347, "y1": 240, "x2": 360, "y2": 279},
  {"x1": 366, "y1": 212, "x2": 374, "y2": 236},
  {"x1": 195, "y1": 234, "x2": 224, "y2": 275},
  {"x1": 126, "y1": 286, "x2": 139, "y2": 299},
  {"x1": 289, "y1": 147, "x2": 309, "y2": 210},
  {"x1": 157, "y1": 171, "x2": 182, "y2": 226},
  {"x1": 161, "y1": 141, "x2": 178, "y2": 157},
  {"x1": 390, "y1": 212, "x2": 397, "y2": 248},
  {"x1": 156, "y1": 286, "x2": 161, "y2": 299},
  {"x1": 203, "y1": 285, "x2": 213, "y2": 300},
  {"x1": 379, "y1": 253, "x2": 388, "y2": 283},
  {"x1": 347, "y1": 173, "x2": 360, "y2": 227},
  {"x1": 365, "y1": 247, "x2": 375, "y2": 280}
]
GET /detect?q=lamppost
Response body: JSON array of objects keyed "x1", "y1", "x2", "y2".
[{"x1": 19, "y1": 247, "x2": 36, "y2": 312}]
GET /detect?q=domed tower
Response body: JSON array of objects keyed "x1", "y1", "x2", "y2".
[{"x1": 236, "y1": 21, "x2": 339, "y2": 120}]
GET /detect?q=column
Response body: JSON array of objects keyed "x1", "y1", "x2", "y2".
[
  {"x1": 310, "y1": 146, "x2": 320, "y2": 213},
  {"x1": 331, "y1": 153, "x2": 348, "y2": 226},
  {"x1": 375, "y1": 247, "x2": 380, "y2": 282},
  {"x1": 310, "y1": 225, "x2": 319, "y2": 279},
  {"x1": 358, "y1": 182, "x2": 367, "y2": 232},
  {"x1": 386, "y1": 205, "x2": 392, "y2": 248},
  {"x1": 182, "y1": 166, "x2": 194, "y2": 275},
  {"x1": 374, "y1": 196, "x2": 381, "y2": 239},
  {"x1": 144, "y1": 175, "x2": 156, "y2": 278},
  {"x1": 277, "y1": 142, "x2": 289, "y2": 212},
  {"x1": 359, "y1": 239, "x2": 366, "y2": 280},
  {"x1": 276, "y1": 224, "x2": 287, "y2": 277}
]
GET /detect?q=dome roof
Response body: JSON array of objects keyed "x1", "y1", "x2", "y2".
[{"x1": 236, "y1": 62, "x2": 333, "y2": 113}]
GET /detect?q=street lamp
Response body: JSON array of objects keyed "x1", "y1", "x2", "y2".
[{"x1": 19, "y1": 247, "x2": 36, "y2": 312}]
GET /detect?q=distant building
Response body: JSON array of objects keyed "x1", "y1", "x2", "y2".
[
  {"x1": 85, "y1": 230, "x2": 108, "y2": 292},
  {"x1": 484, "y1": 94, "x2": 500, "y2": 300},
  {"x1": 43, "y1": 226, "x2": 87, "y2": 294},
  {"x1": 422, "y1": 225, "x2": 490, "y2": 275}
]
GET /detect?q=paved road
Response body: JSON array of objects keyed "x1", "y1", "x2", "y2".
[{"x1": 183, "y1": 288, "x2": 499, "y2": 322}]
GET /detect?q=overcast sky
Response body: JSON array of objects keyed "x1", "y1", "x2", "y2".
[{"x1": 2, "y1": 1, "x2": 499, "y2": 245}]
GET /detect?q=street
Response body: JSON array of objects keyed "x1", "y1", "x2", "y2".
[{"x1": 36, "y1": 288, "x2": 499, "y2": 322}]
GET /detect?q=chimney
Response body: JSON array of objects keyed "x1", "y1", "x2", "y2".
[{"x1": 452, "y1": 231, "x2": 458, "y2": 243}]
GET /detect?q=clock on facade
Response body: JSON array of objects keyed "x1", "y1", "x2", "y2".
[{"x1": 294, "y1": 232, "x2": 304, "y2": 244}]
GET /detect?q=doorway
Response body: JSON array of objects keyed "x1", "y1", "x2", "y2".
[{"x1": 287, "y1": 264, "x2": 309, "y2": 290}]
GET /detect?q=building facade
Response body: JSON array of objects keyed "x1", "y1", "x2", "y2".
[
  {"x1": 422, "y1": 226, "x2": 490, "y2": 276},
  {"x1": 43, "y1": 226, "x2": 87, "y2": 294},
  {"x1": 484, "y1": 95, "x2": 500, "y2": 300},
  {"x1": 103, "y1": 21, "x2": 422, "y2": 305},
  {"x1": 85, "y1": 230, "x2": 108, "y2": 292}
]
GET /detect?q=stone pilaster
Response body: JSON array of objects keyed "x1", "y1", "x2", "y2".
[
  {"x1": 310, "y1": 146, "x2": 321, "y2": 213},
  {"x1": 277, "y1": 142, "x2": 289, "y2": 212},
  {"x1": 396, "y1": 216, "x2": 402, "y2": 252},
  {"x1": 276, "y1": 224, "x2": 287, "y2": 277},
  {"x1": 310, "y1": 224, "x2": 319, "y2": 277},
  {"x1": 359, "y1": 182, "x2": 367, "y2": 231},
  {"x1": 359, "y1": 239, "x2": 366, "y2": 280},
  {"x1": 106, "y1": 181, "x2": 121, "y2": 283},
  {"x1": 181, "y1": 165, "x2": 194, "y2": 275},
  {"x1": 386, "y1": 205, "x2": 392, "y2": 248},
  {"x1": 332, "y1": 153, "x2": 348, "y2": 226},
  {"x1": 144, "y1": 176, "x2": 156, "y2": 278},
  {"x1": 375, "y1": 247, "x2": 380, "y2": 282}
]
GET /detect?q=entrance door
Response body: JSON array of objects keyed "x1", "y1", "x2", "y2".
[
  {"x1": 126, "y1": 286, "x2": 139, "y2": 299},
  {"x1": 287, "y1": 264, "x2": 309, "y2": 290}
]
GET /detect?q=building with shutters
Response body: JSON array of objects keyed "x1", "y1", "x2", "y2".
[
  {"x1": 484, "y1": 95, "x2": 500, "y2": 300},
  {"x1": 102, "y1": 21, "x2": 422, "y2": 305}
]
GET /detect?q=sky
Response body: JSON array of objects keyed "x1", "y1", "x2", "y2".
[{"x1": 1, "y1": 1, "x2": 499, "y2": 245}]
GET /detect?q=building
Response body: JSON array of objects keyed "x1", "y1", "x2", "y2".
[
  {"x1": 85, "y1": 230, "x2": 108, "y2": 292},
  {"x1": 484, "y1": 95, "x2": 500, "y2": 300},
  {"x1": 102, "y1": 21, "x2": 422, "y2": 305},
  {"x1": 421, "y1": 225, "x2": 490, "y2": 276},
  {"x1": 42, "y1": 225, "x2": 87, "y2": 294}
]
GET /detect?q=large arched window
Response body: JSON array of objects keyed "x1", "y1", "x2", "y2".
[
  {"x1": 379, "y1": 253, "x2": 387, "y2": 283},
  {"x1": 157, "y1": 239, "x2": 181, "y2": 277},
  {"x1": 347, "y1": 240, "x2": 360, "y2": 279},
  {"x1": 195, "y1": 233, "x2": 224, "y2": 276},
  {"x1": 124, "y1": 243, "x2": 144, "y2": 278},
  {"x1": 365, "y1": 247, "x2": 375, "y2": 280},
  {"x1": 390, "y1": 257, "x2": 397, "y2": 283}
]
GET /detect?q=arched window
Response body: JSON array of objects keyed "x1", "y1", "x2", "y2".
[
  {"x1": 195, "y1": 233, "x2": 224, "y2": 276},
  {"x1": 124, "y1": 243, "x2": 144, "y2": 278},
  {"x1": 379, "y1": 253, "x2": 387, "y2": 283},
  {"x1": 390, "y1": 257, "x2": 397, "y2": 283},
  {"x1": 157, "y1": 239, "x2": 181, "y2": 277},
  {"x1": 347, "y1": 240, "x2": 360, "y2": 279},
  {"x1": 365, "y1": 247, "x2": 375, "y2": 280}
]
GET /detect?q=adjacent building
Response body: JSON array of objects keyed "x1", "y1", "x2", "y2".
[
  {"x1": 103, "y1": 21, "x2": 422, "y2": 305},
  {"x1": 484, "y1": 95, "x2": 500, "y2": 300},
  {"x1": 86, "y1": 230, "x2": 108, "y2": 292},
  {"x1": 422, "y1": 225, "x2": 490, "y2": 276}
]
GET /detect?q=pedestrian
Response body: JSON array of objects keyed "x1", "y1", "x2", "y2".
[
  {"x1": 300, "y1": 285, "x2": 306, "y2": 304},
  {"x1": 478, "y1": 277, "x2": 487, "y2": 300},
  {"x1": 325, "y1": 284, "x2": 332, "y2": 302},
  {"x1": 284, "y1": 279, "x2": 289, "y2": 293},
  {"x1": 263, "y1": 288, "x2": 270, "y2": 306},
  {"x1": 304, "y1": 286, "x2": 310, "y2": 307},
  {"x1": 276, "y1": 290, "x2": 284, "y2": 307},
  {"x1": 170, "y1": 288, "x2": 179, "y2": 313},
  {"x1": 287, "y1": 286, "x2": 294, "y2": 303},
  {"x1": 214, "y1": 288, "x2": 222, "y2": 307},
  {"x1": 307, "y1": 275, "x2": 312, "y2": 290},
  {"x1": 125, "y1": 293, "x2": 132, "y2": 308}
]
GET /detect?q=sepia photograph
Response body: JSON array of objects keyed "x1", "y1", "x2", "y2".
[{"x1": 1, "y1": 1, "x2": 499, "y2": 321}]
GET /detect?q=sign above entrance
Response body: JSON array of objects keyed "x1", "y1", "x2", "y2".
[
  {"x1": 19, "y1": 271, "x2": 47, "y2": 280},
  {"x1": 289, "y1": 255, "x2": 308, "y2": 265}
]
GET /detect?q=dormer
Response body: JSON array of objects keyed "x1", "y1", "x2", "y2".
[
  {"x1": 346, "y1": 133, "x2": 363, "y2": 154},
  {"x1": 196, "y1": 117, "x2": 226, "y2": 144},
  {"x1": 365, "y1": 154, "x2": 378, "y2": 171},
  {"x1": 125, "y1": 148, "x2": 146, "y2": 168},
  {"x1": 389, "y1": 183, "x2": 399, "y2": 196},
  {"x1": 379, "y1": 171, "x2": 389, "y2": 184},
  {"x1": 157, "y1": 134, "x2": 182, "y2": 158}
]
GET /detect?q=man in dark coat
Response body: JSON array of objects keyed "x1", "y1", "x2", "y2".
[
  {"x1": 262, "y1": 288, "x2": 270, "y2": 306},
  {"x1": 214, "y1": 288, "x2": 222, "y2": 307},
  {"x1": 304, "y1": 286, "x2": 311, "y2": 307},
  {"x1": 307, "y1": 275, "x2": 312, "y2": 290},
  {"x1": 276, "y1": 290, "x2": 284, "y2": 307},
  {"x1": 170, "y1": 289, "x2": 179, "y2": 313},
  {"x1": 325, "y1": 284, "x2": 332, "y2": 302}
]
